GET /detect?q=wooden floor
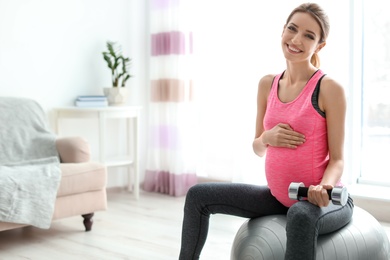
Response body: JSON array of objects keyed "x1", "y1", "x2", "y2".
[
  {"x1": 0, "y1": 189, "x2": 244, "y2": 260},
  {"x1": 0, "y1": 189, "x2": 389, "y2": 260}
]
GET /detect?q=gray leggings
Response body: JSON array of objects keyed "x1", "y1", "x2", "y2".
[{"x1": 179, "y1": 182, "x2": 354, "y2": 260}]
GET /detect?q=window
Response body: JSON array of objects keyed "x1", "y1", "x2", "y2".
[{"x1": 358, "y1": 0, "x2": 390, "y2": 186}]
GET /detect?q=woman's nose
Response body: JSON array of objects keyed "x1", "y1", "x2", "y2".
[{"x1": 291, "y1": 34, "x2": 302, "y2": 45}]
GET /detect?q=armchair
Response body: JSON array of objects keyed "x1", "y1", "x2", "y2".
[{"x1": 0, "y1": 97, "x2": 107, "y2": 232}]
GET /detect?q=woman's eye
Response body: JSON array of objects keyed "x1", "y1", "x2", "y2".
[
  {"x1": 306, "y1": 34, "x2": 315, "y2": 40},
  {"x1": 287, "y1": 26, "x2": 297, "y2": 32}
]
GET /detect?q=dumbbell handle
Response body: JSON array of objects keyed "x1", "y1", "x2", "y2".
[
  {"x1": 297, "y1": 187, "x2": 332, "y2": 200},
  {"x1": 288, "y1": 182, "x2": 348, "y2": 206}
]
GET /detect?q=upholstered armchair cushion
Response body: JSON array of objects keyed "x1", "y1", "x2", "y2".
[
  {"x1": 57, "y1": 162, "x2": 107, "y2": 197},
  {"x1": 56, "y1": 137, "x2": 90, "y2": 163}
]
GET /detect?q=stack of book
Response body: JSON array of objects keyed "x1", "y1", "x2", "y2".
[{"x1": 75, "y1": 95, "x2": 108, "y2": 107}]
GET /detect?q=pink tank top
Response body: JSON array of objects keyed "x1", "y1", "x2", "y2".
[{"x1": 263, "y1": 70, "x2": 329, "y2": 207}]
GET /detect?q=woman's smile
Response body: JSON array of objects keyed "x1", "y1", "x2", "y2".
[{"x1": 287, "y1": 44, "x2": 303, "y2": 54}]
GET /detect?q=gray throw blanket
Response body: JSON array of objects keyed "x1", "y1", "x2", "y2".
[{"x1": 0, "y1": 97, "x2": 61, "y2": 229}]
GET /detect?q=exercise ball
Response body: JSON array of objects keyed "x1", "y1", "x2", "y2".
[{"x1": 231, "y1": 207, "x2": 390, "y2": 260}]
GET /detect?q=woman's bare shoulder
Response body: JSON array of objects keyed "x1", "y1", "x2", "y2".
[
  {"x1": 258, "y1": 74, "x2": 276, "y2": 93},
  {"x1": 320, "y1": 75, "x2": 345, "y2": 95},
  {"x1": 320, "y1": 75, "x2": 346, "y2": 111},
  {"x1": 259, "y1": 74, "x2": 276, "y2": 86}
]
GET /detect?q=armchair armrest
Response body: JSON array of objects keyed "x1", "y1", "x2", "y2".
[{"x1": 56, "y1": 137, "x2": 90, "y2": 163}]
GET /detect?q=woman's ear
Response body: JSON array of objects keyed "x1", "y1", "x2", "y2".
[{"x1": 316, "y1": 42, "x2": 326, "y2": 53}]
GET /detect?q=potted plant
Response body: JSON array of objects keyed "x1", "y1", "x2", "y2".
[{"x1": 102, "y1": 41, "x2": 132, "y2": 105}]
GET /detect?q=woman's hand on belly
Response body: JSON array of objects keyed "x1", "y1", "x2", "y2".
[{"x1": 263, "y1": 123, "x2": 306, "y2": 149}]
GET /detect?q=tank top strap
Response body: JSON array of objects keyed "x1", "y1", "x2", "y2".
[
  {"x1": 271, "y1": 72, "x2": 284, "y2": 91},
  {"x1": 304, "y1": 69, "x2": 325, "y2": 93}
]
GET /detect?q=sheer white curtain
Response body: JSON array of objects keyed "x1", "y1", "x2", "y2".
[{"x1": 144, "y1": 0, "x2": 198, "y2": 196}]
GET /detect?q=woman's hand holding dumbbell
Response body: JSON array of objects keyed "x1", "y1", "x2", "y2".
[
  {"x1": 307, "y1": 184, "x2": 334, "y2": 207},
  {"x1": 288, "y1": 182, "x2": 348, "y2": 207}
]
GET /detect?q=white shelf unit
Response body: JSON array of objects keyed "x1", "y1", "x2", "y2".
[{"x1": 53, "y1": 106, "x2": 141, "y2": 199}]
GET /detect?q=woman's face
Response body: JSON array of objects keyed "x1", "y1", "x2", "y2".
[{"x1": 281, "y1": 12, "x2": 325, "y2": 64}]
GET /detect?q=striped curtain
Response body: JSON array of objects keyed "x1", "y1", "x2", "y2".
[{"x1": 144, "y1": 0, "x2": 197, "y2": 196}]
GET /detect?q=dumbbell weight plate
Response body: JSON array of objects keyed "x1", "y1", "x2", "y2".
[
  {"x1": 288, "y1": 182, "x2": 305, "y2": 200},
  {"x1": 331, "y1": 186, "x2": 348, "y2": 206}
]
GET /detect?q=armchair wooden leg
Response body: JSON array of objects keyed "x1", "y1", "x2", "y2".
[{"x1": 82, "y1": 213, "x2": 94, "y2": 232}]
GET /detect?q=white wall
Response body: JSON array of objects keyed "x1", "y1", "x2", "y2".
[{"x1": 0, "y1": 0, "x2": 148, "y2": 188}]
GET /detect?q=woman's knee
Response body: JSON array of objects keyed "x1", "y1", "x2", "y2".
[
  {"x1": 184, "y1": 183, "x2": 213, "y2": 211},
  {"x1": 286, "y1": 202, "x2": 318, "y2": 230},
  {"x1": 185, "y1": 183, "x2": 227, "y2": 219},
  {"x1": 186, "y1": 183, "x2": 208, "y2": 200},
  {"x1": 185, "y1": 184, "x2": 201, "y2": 205}
]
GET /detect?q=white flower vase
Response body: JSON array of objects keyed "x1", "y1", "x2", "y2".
[{"x1": 103, "y1": 87, "x2": 128, "y2": 106}]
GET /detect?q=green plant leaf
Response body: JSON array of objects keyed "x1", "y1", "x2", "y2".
[
  {"x1": 102, "y1": 53, "x2": 113, "y2": 69},
  {"x1": 103, "y1": 40, "x2": 132, "y2": 87},
  {"x1": 107, "y1": 41, "x2": 118, "y2": 58},
  {"x1": 121, "y1": 74, "x2": 131, "y2": 87}
]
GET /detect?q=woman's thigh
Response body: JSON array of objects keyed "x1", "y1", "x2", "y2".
[
  {"x1": 286, "y1": 197, "x2": 354, "y2": 235},
  {"x1": 185, "y1": 182, "x2": 288, "y2": 218}
]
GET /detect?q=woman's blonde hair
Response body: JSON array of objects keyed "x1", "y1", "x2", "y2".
[{"x1": 285, "y1": 3, "x2": 330, "y2": 68}]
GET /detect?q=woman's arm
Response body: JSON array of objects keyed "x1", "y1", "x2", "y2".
[
  {"x1": 252, "y1": 75, "x2": 274, "y2": 157},
  {"x1": 309, "y1": 77, "x2": 347, "y2": 207}
]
